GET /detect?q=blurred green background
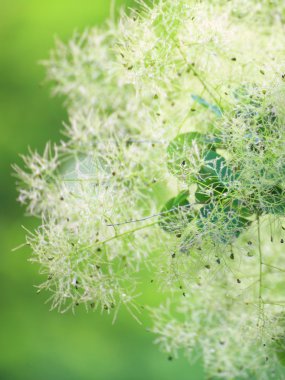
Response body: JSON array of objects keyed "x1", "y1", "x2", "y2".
[{"x1": 0, "y1": 1, "x2": 204, "y2": 379}]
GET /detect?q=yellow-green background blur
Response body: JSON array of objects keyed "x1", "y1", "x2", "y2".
[{"x1": 0, "y1": 1, "x2": 204, "y2": 379}]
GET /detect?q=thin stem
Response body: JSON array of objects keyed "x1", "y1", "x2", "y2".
[
  {"x1": 261, "y1": 301, "x2": 285, "y2": 306},
  {"x1": 244, "y1": 301, "x2": 285, "y2": 307},
  {"x1": 262, "y1": 262, "x2": 285, "y2": 273},
  {"x1": 100, "y1": 220, "x2": 158, "y2": 244},
  {"x1": 176, "y1": 43, "x2": 222, "y2": 108},
  {"x1": 189, "y1": 65, "x2": 221, "y2": 107},
  {"x1": 106, "y1": 203, "x2": 197, "y2": 227},
  {"x1": 82, "y1": 221, "x2": 158, "y2": 251},
  {"x1": 257, "y1": 214, "x2": 264, "y2": 324}
]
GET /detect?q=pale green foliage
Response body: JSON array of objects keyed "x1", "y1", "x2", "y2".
[{"x1": 15, "y1": 0, "x2": 285, "y2": 378}]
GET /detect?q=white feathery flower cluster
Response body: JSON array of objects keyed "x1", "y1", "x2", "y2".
[
  {"x1": 16, "y1": 0, "x2": 285, "y2": 378},
  {"x1": 14, "y1": 144, "x2": 59, "y2": 215}
]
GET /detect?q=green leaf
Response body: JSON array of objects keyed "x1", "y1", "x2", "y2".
[
  {"x1": 197, "y1": 203, "x2": 250, "y2": 242},
  {"x1": 167, "y1": 133, "x2": 221, "y2": 183},
  {"x1": 195, "y1": 185, "x2": 230, "y2": 204},
  {"x1": 230, "y1": 199, "x2": 252, "y2": 218},
  {"x1": 159, "y1": 190, "x2": 193, "y2": 233},
  {"x1": 198, "y1": 150, "x2": 234, "y2": 188},
  {"x1": 191, "y1": 94, "x2": 222, "y2": 117},
  {"x1": 261, "y1": 186, "x2": 285, "y2": 215},
  {"x1": 195, "y1": 187, "x2": 211, "y2": 204}
]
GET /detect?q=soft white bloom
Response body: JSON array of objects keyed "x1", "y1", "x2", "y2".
[{"x1": 16, "y1": 1, "x2": 285, "y2": 378}]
